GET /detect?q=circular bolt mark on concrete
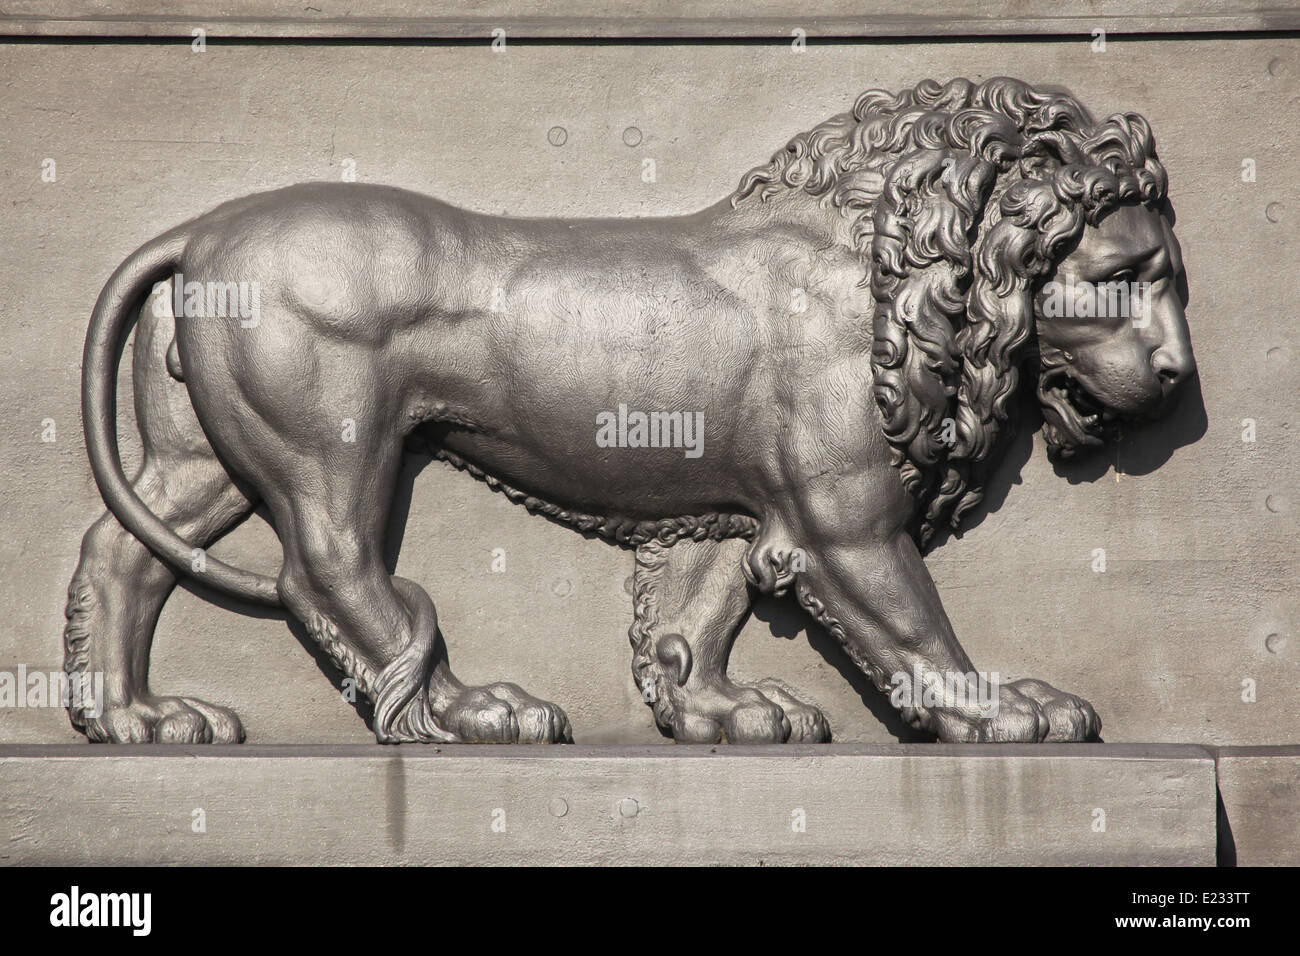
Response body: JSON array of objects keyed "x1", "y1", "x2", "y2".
[
  {"x1": 622, "y1": 126, "x2": 643, "y2": 147},
  {"x1": 1265, "y1": 202, "x2": 1283, "y2": 223},
  {"x1": 549, "y1": 797, "x2": 569, "y2": 817},
  {"x1": 548, "y1": 126, "x2": 568, "y2": 147},
  {"x1": 552, "y1": 578, "x2": 573, "y2": 597},
  {"x1": 618, "y1": 797, "x2": 640, "y2": 818}
]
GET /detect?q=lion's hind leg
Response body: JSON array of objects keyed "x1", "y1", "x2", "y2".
[
  {"x1": 254, "y1": 424, "x2": 572, "y2": 745},
  {"x1": 630, "y1": 538, "x2": 830, "y2": 744},
  {"x1": 64, "y1": 302, "x2": 256, "y2": 743},
  {"x1": 66, "y1": 457, "x2": 255, "y2": 743}
]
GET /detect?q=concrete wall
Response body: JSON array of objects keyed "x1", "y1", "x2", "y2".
[{"x1": 1, "y1": 23, "x2": 1296, "y2": 746}]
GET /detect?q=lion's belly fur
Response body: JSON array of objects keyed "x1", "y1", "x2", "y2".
[{"x1": 172, "y1": 182, "x2": 891, "y2": 542}]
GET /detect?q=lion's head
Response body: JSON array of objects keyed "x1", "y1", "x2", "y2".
[{"x1": 733, "y1": 76, "x2": 1194, "y2": 547}]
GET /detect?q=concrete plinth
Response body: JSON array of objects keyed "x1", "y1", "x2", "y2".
[
  {"x1": 1216, "y1": 746, "x2": 1300, "y2": 867},
  {"x1": 0, "y1": 744, "x2": 1217, "y2": 865}
]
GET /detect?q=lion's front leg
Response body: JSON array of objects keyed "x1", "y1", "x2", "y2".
[
  {"x1": 776, "y1": 487, "x2": 1100, "y2": 743},
  {"x1": 629, "y1": 538, "x2": 829, "y2": 743}
]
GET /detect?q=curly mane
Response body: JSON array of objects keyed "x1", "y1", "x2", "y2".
[{"x1": 732, "y1": 77, "x2": 1168, "y2": 548}]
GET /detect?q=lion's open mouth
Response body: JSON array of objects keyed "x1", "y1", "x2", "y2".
[
  {"x1": 1063, "y1": 375, "x2": 1119, "y2": 425},
  {"x1": 1037, "y1": 367, "x2": 1121, "y2": 455}
]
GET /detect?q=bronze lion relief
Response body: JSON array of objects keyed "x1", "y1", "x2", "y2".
[{"x1": 64, "y1": 76, "x2": 1194, "y2": 745}]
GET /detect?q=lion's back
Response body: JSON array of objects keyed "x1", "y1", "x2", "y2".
[{"x1": 178, "y1": 182, "x2": 480, "y2": 343}]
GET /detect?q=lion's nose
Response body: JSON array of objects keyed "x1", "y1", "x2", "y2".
[{"x1": 1151, "y1": 342, "x2": 1195, "y2": 392}]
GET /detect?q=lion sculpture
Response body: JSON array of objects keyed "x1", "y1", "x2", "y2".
[{"x1": 64, "y1": 76, "x2": 1193, "y2": 745}]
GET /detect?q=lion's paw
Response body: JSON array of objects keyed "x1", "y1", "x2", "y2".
[
  {"x1": 483, "y1": 682, "x2": 574, "y2": 743},
  {"x1": 666, "y1": 680, "x2": 831, "y2": 744},
  {"x1": 754, "y1": 680, "x2": 832, "y2": 742},
  {"x1": 83, "y1": 695, "x2": 245, "y2": 744},
  {"x1": 1004, "y1": 678, "x2": 1101, "y2": 742},
  {"x1": 436, "y1": 683, "x2": 573, "y2": 744},
  {"x1": 932, "y1": 678, "x2": 1100, "y2": 742}
]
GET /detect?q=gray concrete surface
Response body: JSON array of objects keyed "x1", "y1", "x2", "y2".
[
  {"x1": 0, "y1": 744, "x2": 1218, "y2": 865},
  {"x1": 0, "y1": 35, "x2": 1295, "y2": 749}
]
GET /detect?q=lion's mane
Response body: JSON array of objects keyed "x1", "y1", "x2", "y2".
[{"x1": 733, "y1": 77, "x2": 1167, "y2": 547}]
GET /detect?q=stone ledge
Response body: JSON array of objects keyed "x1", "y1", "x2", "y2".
[{"x1": 0, "y1": 744, "x2": 1217, "y2": 865}]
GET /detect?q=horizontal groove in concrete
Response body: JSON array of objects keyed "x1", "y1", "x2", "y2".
[
  {"x1": 0, "y1": 742, "x2": 1224, "y2": 759},
  {"x1": 2, "y1": 5, "x2": 1298, "y2": 40}
]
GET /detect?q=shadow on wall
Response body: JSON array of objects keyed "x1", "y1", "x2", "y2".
[
  {"x1": 924, "y1": 367, "x2": 1209, "y2": 549},
  {"x1": 1054, "y1": 371, "x2": 1208, "y2": 484},
  {"x1": 752, "y1": 597, "x2": 938, "y2": 742},
  {"x1": 753, "y1": 370, "x2": 1207, "y2": 744}
]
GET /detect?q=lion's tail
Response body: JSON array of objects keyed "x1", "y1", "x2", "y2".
[{"x1": 82, "y1": 229, "x2": 283, "y2": 608}]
